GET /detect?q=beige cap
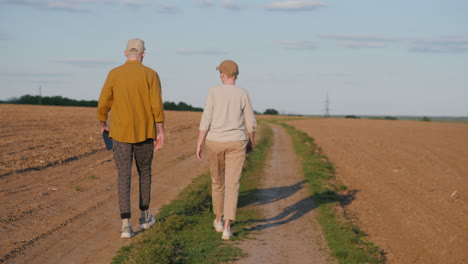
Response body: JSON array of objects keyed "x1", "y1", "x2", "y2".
[
  {"x1": 216, "y1": 60, "x2": 239, "y2": 77},
  {"x1": 126, "y1": 38, "x2": 145, "y2": 54}
]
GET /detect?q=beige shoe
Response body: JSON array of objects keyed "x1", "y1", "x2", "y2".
[
  {"x1": 213, "y1": 219, "x2": 224, "y2": 232},
  {"x1": 222, "y1": 229, "x2": 233, "y2": 240}
]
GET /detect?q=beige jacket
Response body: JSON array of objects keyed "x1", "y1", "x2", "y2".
[{"x1": 199, "y1": 84, "x2": 256, "y2": 142}]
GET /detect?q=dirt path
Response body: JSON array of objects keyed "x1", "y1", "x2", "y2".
[
  {"x1": 235, "y1": 124, "x2": 335, "y2": 264},
  {"x1": 0, "y1": 110, "x2": 207, "y2": 264}
]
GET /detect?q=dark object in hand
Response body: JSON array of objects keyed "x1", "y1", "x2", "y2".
[
  {"x1": 246, "y1": 140, "x2": 253, "y2": 154},
  {"x1": 102, "y1": 131, "x2": 113, "y2": 150}
]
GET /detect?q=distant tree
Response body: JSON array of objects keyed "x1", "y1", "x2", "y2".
[
  {"x1": 384, "y1": 116, "x2": 398, "y2": 120},
  {"x1": 163, "y1": 101, "x2": 177, "y2": 110},
  {"x1": 345, "y1": 115, "x2": 360, "y2": 119},
  {"x1": 14, "y1": 94, "x2": 39, "y2": 105},
  {"x1": 421, "y1": 116, "x2": 432, "y2": 122},
  {"x1": 263, "y1": 108, "x2": 279, "y2": 115},
  {"x1": 163, "y1": 101, "x2": 202, "y2": 112},
  {"x1": 177, "y1": 101, "x2": 191, "y2": 111},
  {"x1": 79, "y1": 99, "x2": 98, "y2": 107},
  {"x1": 5, "y1": 94, "x2": 98, "y2": 107},
  {"x1": 6, "y1": 94, "x2": 204, "y2": 111}
]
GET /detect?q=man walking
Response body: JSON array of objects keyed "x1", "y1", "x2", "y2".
[
  {"x1": 97, "y1": 38, "x2": 165, "y2": 238},
  {"x1": 196, "y1": 59, "x2": 256, "y2": 240}
]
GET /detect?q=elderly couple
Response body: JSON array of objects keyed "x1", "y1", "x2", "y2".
[{"x1": 97, "y1": 38, "x2": 257, "y2": 240}]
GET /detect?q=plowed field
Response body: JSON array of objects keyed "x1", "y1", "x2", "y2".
[
  {"x1": 1, "y1": 104, "x2": 466, "y2": 264},
  {"x1": 0, "y1": 104, "x2": 207, "y2": 263},
  {"x1": 287, "y1": 118, "x2": 468, "y2": 264}
]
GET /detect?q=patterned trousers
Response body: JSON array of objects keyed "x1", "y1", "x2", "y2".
[{"x1": 113, "y1": 139, "x2": 154, "y2": 219}]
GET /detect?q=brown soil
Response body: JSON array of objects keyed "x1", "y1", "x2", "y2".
[
  {"x1": 1, "y1": 105, "x2": 335, "y2": 264},
  {"x1": 9, "y1": 104, "x2": 461, "y2": 264},
  {"x1": 235, "y1": 124, "x2": 335, "y2": 264},
  {"x1": 0, "y1": 105, "x2": 206, "y2": 263},
  {"x1": 287, "y1": 118, "x2": 468, "y2": 264}
]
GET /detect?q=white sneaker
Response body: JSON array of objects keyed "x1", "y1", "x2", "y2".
[
  {"x1": 121, "y1": 225, "x2": 135, "y2": 238},
  {"x1": 222, "y1": 229, "x2": 233, "y2": 240},
  {"x1": 139, "y1": 214, "x2": 156, "y2": 229},
  {"x1": 213, "y1": 219, "x2": 224, "y2": 232}
]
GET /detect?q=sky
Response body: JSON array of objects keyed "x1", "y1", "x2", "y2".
[{"x1": 1, "y1": 0, "x2": 467, "y2": 116}]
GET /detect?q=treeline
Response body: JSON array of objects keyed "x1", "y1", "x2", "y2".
[
  {"x1": 2, "y1": 94, "x2": 98, "y2": 107},
  {"x1": 0, "y1": 94, "x2": 203, "y2": 112},
  {"x1": 163, "y1": 101, "x2": 202, "y2": 112},
  {"x1": 345, "y1": 115, "x2": 433, "y2": 122}
]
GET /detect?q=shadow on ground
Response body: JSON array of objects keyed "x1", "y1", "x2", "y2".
[
  {"x1": 238, "y1": 180, "x2": 308, "y2": 208},
  {"x1": 238, "y1": 179, "x2": 359, "y2": 231}
]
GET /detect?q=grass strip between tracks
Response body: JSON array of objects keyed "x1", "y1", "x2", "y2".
[
  {"x1": 274, "y1": 119, "x2": 385, "y2": 264},
  {"x1": 111, "y1": 122, "x2": 273, "y2": 264}
]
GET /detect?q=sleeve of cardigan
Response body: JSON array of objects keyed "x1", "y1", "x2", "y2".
[
  {"x1": 199, "y1": 88, "x2": 214, "y2": 131},
  {"x1": 243, "y1": 91, "x2": 257, "y2": 133}
]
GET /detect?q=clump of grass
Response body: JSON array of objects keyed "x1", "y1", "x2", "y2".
[
  {"x1": 275, "y1": 121, "x2": 385, "y2": 264},
  {"x1": 111, "y1": 122, "x2": 273, "y2": 264}
]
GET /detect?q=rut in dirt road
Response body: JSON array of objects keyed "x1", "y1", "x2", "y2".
[{"x1": 235, "y1": 124, "x2": 335, "y2": 264}]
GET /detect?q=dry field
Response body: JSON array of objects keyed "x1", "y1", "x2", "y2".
[
  {"x1": 1, "y1": 104, "x2": 466, "y2": 264},
  {"x1": 0, "y1": 104, "x2": 207, "y2": 263},
  {"x1": 0, "y1": 104, "x2": 103, "y2": 177},
  {"x1": 287, "y1": 118, "x2": 468, "y2": 264}
]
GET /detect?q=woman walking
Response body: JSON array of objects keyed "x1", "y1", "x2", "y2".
[{"x1": 196, "y1": 60, "x2": 257, "y2": 240}]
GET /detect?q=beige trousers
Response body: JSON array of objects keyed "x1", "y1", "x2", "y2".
[{"x1": 205, "y1": 140, "x2": 247, "y2": 221}]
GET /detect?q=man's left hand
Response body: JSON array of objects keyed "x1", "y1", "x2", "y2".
[{"x1": 154, "y1": 133, "x2": 164, "y2": 151}]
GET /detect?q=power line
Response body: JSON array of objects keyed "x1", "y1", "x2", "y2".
[
  {"x1": 38, "y1": 85, "x2": 42, "y2": 105},
  {"x1": 324, "y1": 92, "x2": 330, "y2": 118}
]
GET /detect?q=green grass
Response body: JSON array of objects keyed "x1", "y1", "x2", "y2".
[
  {"x1": 111, "y1": 122, "x2": 273, "y2": 264},
  {"x1": 273, "y1": 121, "x2": 385, "y2": 264}
]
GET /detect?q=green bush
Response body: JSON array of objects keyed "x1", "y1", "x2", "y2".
[{"x1": 263, "y1": 108, "x2": 279, "y2": 115}]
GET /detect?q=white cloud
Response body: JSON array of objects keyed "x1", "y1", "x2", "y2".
[
  {"x1": 342, "y1": 41, "x2": 386, "y2": 49},
  {"x1": 319, "y1": 34, "x2": 396, "y2": 49},
  {"x1": 410, "y1": 36, "x2": 468, "y2": 53},
  {"x1": 319, "y1": 34, "x2": 396, "y2": 42},
  {"x1": 42, "y1": 1, "x2": 89, "y2": 12},
  {"x1": 176, "y1": 48, "x2": 227, "y2": 55},
  {"x1": 263, "y1": 1, "x2": 327, "y2": 12},
  {"x1": 222, "y1": 0, "x2": 245, "y2": 11},
  {"x1": 0, "y1": 0, "x2": 98, "y2": 12},
  {"x1": 155, "y1": 3, "x2": 179, "y2": 13},
  {"x1": 196, "y1": 0, "x2": 213, "y2": 8},
  {"x1": 0, "y1": 0, "x2": 111, "y2": 12},
  {"x1": 72, "y1": 0, "x2": 111, "y2": 3},
  {"x1": 0, "y1": 0, "x2": 43, "y2": 5},
  {"x1": 277, "y1": 40, "x2": 317, "y2": 50},
  {"x1": 122, "y1": 0, "x2": 149, "y2": 8}
]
